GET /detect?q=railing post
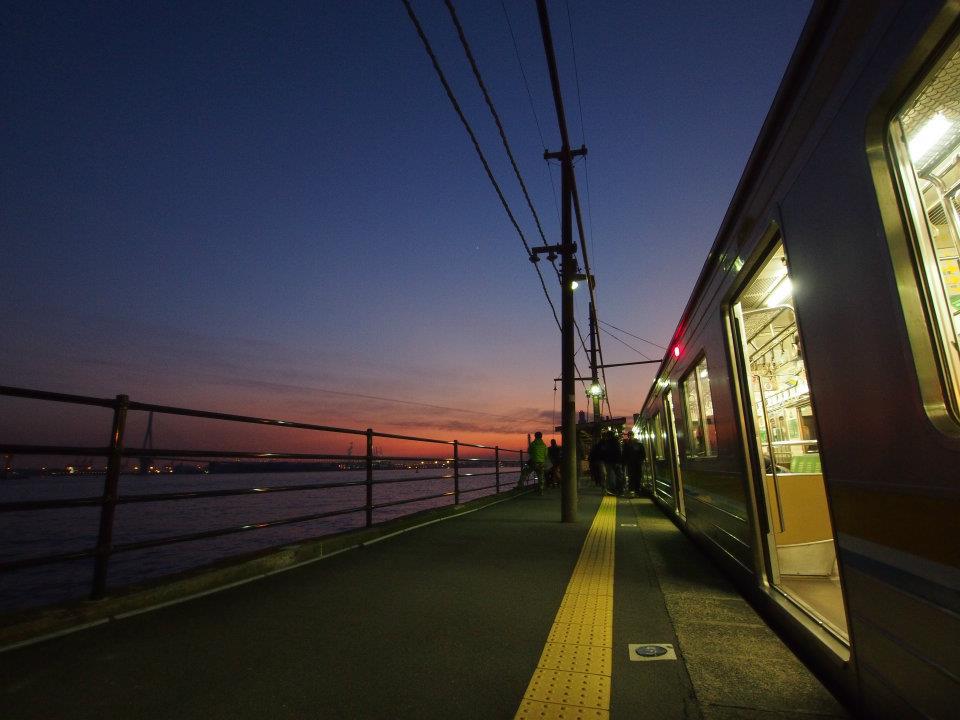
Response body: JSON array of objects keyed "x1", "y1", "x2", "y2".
[
  {"x1": 495, "y1": 445, "x2": 500, "y2": 493},
  {"x1": 91, "y1": 394, "x2": 128, "y2": 600},
  {"x1": 520, "y1": 449, "x2": 524, "y2": 487},
  {"x1": 453, "y1": 440, "x2": 460, "y2": 505},
  {"x1": 365, "y1": 428, "x2": 374, "y2": 527}
]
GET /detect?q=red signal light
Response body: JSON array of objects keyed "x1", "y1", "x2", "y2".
[{"x1": 673, "y1": 345, "x2": 681, "y2": 358}]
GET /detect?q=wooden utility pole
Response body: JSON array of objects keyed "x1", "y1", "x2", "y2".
[{"x1": 536, "y1": 0, "x2": 586, "y2": 523}]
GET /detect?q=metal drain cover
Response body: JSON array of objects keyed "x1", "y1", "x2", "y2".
[
  {"x1": 628, "y1": 643, "x2": 677, "y2": 662},
  {"x1": 635, "y1": 645, "x2": 667, "y2": 657}
]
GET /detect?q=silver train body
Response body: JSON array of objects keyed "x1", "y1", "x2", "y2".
[{"x1": 633, "y1": 2, "x2": 960, "y2": 716}]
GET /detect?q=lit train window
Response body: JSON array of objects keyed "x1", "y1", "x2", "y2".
[
  {"x1": 653, "y1": 411, "x2": 665, "y2": 460},
  {"x1": 892, "y1": 39, "x2": 960, "y2": 413},
  {"x1": 681, "y1": 358, "x2": 718, "y2": 457}
]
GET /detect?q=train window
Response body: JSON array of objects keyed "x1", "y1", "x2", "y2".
[
  {"x1": 653, "y1": 412, "x2": 665, "y2": 460},
  {"x1": 681, "y1": 357, "x2": 718, "y2": 457},
  {"x1": 891, "y1": 38, "x2": 960, "y2": 414}
]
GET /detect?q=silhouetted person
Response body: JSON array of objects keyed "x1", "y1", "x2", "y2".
[
  {"x1": 547, "y1": 438, "x2": 562, "y2": 487},
  {"x1": 622, "y1": 432, "x2": 645, "y2": 495},
  {"x1": 598, "y1": 431, "x2": 623, "y2": 495},
  {"x1": 588, "y1": 439, "x2": 603, "y2": 488}
]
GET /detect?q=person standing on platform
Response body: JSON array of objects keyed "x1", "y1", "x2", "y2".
[
  {"x1": 588, "y1": 439, "x2": 603, "y2": 488},
  {"x1": 547, "y1": 438, "x2": 562, "y2": 487},
  {"x1": 528, "y1": 431, "x2": 548, "y2": 494},
  {"x1": 598, "y1": 431, "x2": 623, "y2": 496},
  {"x1": 622, "y1": 431, "x2": 645, "y2": 496}
]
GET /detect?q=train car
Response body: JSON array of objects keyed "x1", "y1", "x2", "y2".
[{"x1": 633, "y1": 1, "x2": 960, "y2": 716}]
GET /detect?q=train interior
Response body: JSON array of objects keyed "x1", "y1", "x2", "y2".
[
  {"x1": 732, "y1": 243, "x2": 849, "y2": 642},
  {"x1": 895, "y1": 41, "x2": 960, "y2": 384}
]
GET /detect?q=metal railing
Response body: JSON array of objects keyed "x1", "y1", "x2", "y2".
[{"x1": 0, "y1": 386, "x2": 526, "y2": 601}]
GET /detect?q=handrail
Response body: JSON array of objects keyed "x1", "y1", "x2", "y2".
[{"x1": 0, "y1": 384, "x2": 529, "y2": 607}]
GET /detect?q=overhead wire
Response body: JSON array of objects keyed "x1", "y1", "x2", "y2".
[
  {"x1": 599, "y1": 320, "x2": 667, "y2": 350},
  {"x1": 445, "y1": 0, "x2": 552, "y2": 258},
  {"x1": 401, "y1": 0, "x2": 561, "y2": 332},
  {"x1": 558, "y1": 0, "x2": 614, "y2": 419},
  {"x1": 499, "y1": 0, "x2": 562, "y2": 229},
  {"x1": 449, "y1": 0, "x2": 562, "y2": 294},
  {"x1": 600, "y1": 325, "x2": 654, "y2": 361},
  {"x1": 445, "y1": 0, "x2": 594, "y2": 392}
]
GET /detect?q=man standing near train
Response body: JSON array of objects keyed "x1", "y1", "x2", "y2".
[{"x1": 622, "y1": 431, "x2": 645, "y2": 496}]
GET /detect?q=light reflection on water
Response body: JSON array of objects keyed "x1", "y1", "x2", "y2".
[{"x1": 0, "y1": 468, "x2": 520, "y2": 613}]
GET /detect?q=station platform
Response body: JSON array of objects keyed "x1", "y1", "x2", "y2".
[{"x1": 0, "y1": 488, "x2": 848, "y2": 719}]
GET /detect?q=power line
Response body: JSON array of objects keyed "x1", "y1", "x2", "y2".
[
  {"x1": 599, "y1": 320, "x2": 667, "y2": 350},
  {"x1": 499, "y1": 0, "x2": 562, "y2": 224},
  {"x1": 446, "y1": 0, "x2": 564, "y2": 297},
  {"x1": 499, "y1": 0, "x2": 547, "y2": 152},
  {"x1": 600, "y1": 325, "x2": 654, "y2": 360},
  {"x1": 264, "y1": 383, "x2": 550, "y2": 425},
  {"x1": 401, "y1": 0, "x2": 561, "y2": 331},
  {"x1": 445, "y1": 0, "x2": 552, "y2": 253},
  {"x1": 445, "y1": 0, "x2": 594, "y2": 394},
  {"x1": 564, "y1": 0, "x2": 587, "y2": 144}
]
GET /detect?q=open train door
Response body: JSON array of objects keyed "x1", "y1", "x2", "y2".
[
  {"x1": 730, "y1": 240, "x2": 849, "y2": 644},
  {"x1": 663, "y1": 389, "x2": 686, "y2": 519}
]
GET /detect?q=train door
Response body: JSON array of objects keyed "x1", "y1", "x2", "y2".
[
  {"x1": 651, "y1": 406, "x2": 674, "y2": 507},
  {"x1": 731, "y1": 241, "x2": 848, "y2": 642},
  {"x1": 663, "y1": 390, "x2": 686, "y2": 519},
  {"x1": 640, "y1": 421, "x2": 655, "y2": 492}
]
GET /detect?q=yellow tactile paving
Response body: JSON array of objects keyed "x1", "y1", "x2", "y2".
[
  {"x1": 515, "y1": 699, "x2": 608, "y2": 719},
  {"x1": 538, "y1": 642, "x2": 612, "y2": 676},
  {"x1": 524, "y1": 668, "x2": 610, "y2": 708},
  {"x1": 546, "y1": 621, "x2": 612, "y2": 647},
  {"x1": 515, "y1": 496, "x2": 617, "y2": 720}
]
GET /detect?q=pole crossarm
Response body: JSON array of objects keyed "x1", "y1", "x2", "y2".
[{"x1": 544, "y1": 145, "x2": 587, "y2": 161}]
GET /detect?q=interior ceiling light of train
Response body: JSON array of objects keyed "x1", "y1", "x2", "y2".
[
  {"x1": 894, "y1": 40, "x2": 960, "y2": 401},
  {"x1": 733, "y1": 245, "x2": 818, "y2": 472}
]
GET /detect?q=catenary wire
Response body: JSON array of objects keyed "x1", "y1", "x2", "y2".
[
  {"x1": 600, "y1": 325, "x2": 654, "y2": 361},
  {"x1": 401, "y1": 0, "x2": 561, "y2": 331},
  {"x1": 445, "y1": 0, "x2": 553, "y2": 253},
  {"x1": 564, "y1": 0, "x2": 587, "y2": 145},
  {"x1": 499, "y1": 0, "x2": 562, "y2": 223},
  {"x1": 599, "y1": 320, "x2": 667, "y2": 350},
  {"x1": 444, "y1": 1, "x2": 597, "y2": 394}
]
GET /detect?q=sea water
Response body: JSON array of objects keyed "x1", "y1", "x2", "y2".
[{"x1": 0, "y1": 467, "x2": 520, "y2": 613}]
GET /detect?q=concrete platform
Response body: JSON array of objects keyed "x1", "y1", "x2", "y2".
[{"x1": 0, "y1": 488, "x2": 848, "y2": 719}]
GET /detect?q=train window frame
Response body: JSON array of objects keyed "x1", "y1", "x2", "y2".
[
  {"x1": 653, "y1": 409, "x2": 666, "y2": 460},
  {"x1": 880, "y1": 25, "x2": 960, "y2": 432},
  {"x1": 680, "y1": 355, "x2": 719, "y2": 458}
]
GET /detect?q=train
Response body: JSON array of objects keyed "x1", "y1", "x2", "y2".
[{"x1": 630, "y1": 1, "x2": 959, "y2": 717}]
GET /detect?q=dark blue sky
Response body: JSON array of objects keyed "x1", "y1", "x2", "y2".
[{"x1": 2, "y1": 1, "x2": 812, "y2": 448}]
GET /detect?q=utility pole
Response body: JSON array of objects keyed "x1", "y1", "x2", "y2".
[
  {"x1": 535, "y1": 0, "x2": 586, "y2": 523},
  {"x1": 589, "y1": 301, "x2": 601, "y2": 424}
]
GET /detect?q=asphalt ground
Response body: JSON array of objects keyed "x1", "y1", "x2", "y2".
[{"x1": 0, "y1": 488, "x2": 847, "y2": 719}]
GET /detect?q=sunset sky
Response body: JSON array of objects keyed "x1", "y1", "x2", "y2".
[{"x1": 2, "y1": 1, "x2": 812, "y2": 455}]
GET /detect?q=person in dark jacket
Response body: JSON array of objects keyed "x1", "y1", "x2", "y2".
[
  {"x1": 588, "y1": 440, "x2": 603, "y2": 488},
  {"x1": 598, "y1": 431, "x2": 623, "y2": 495},
  {"x1": 622, "y1": 432, "x2": 646, "y2": 495},
  {"x1": 547, "y1": 438, "x2": 562, "y2": 487}
]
